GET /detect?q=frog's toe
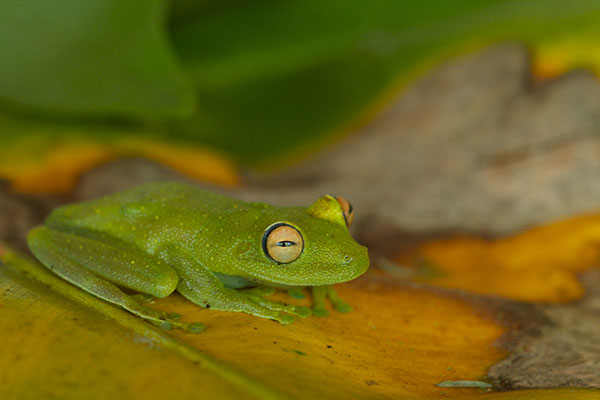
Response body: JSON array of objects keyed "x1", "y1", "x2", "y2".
[
  {"x1": 131, "y1": 293, "x2": 155, "y2": 303},
  {"x1": 287, "y1": 288, "x2": 305, "y2": 299},
  {"x1": 334, "y1": 303, "x2": 353, "y2": 313},
  {"x1": 167, "y1": 312, "x2": 182, "y2": 321},
  {"x1": 312, "y1": 307, "x2": 329, "y2": 317},
  {"x1": 294, "y1": 305, "x2": 311, "y2": 318},
  {"x1": 146, "y1": 311, "x2": 203, "y2": 333},
  {"x1": 245, "y1": 286, "x2": 275, "y2": 296},
  {"x1": 186, "y1": 322, "x2": 205, "y2": 333},
  {"x1": 324, "y1": 286, "x2": 354, "y2": 314},
  {"x1": 276, "y1": 314, "x2": 295, "y2": 325},
  {"x1": 156, "y1": 320, "x2": 174, "y2": 331},
  {"x1": 259, "y1": 286, "x2": 276, "y2": 296},
  {"x1": 151, "y1": 308, "x2": 182, "y2": 322},
  {"x1": 157, "y1": 319, "x2": 205, "y2": 333}
]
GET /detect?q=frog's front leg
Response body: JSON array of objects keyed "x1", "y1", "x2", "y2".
[
  {"x1": 162, "y1": 247, "x2": 310, "y2": 324},
  {"x1": 27, "y1": 226, "x2": 204, "y2": 333},
  {"x1": 311, "y1": 285, "x2": 352, "y2": 317}
]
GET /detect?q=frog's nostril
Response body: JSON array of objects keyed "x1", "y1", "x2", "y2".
[{"x1": 343, "y1": 255, "x2": 352, "y2": 263}]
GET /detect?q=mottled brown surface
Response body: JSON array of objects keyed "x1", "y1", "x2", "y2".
[
  {"x1": 0, "y1": 181, "x2": 58, "y2": 252},
  {"x1": 242, "y1": 44, "x2": 600, "y2": 237},
  {"x1": 488, "y1": 269, "x2": 600, "y2": 389}
]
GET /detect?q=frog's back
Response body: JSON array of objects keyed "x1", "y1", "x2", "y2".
[
  {"x1": 102, "y1": 182, "x2": 226, "y2": 206},
  {"x1": 45, "y1": 182, "x2": 236, "y2": 233}
]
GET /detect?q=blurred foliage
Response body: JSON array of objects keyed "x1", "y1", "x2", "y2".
[
  {"x1": 1, "y1": 0, "x2": 600, "y2": 183},
  {"x1": 0, "y1": 113, "x2": 238, "y2": 193},
  {"x1": 0, "y1": 0, "x2": 195, "y2": 118},
  {"x1": 166, "y1": 0, "x2": 600, "y2": 162}
]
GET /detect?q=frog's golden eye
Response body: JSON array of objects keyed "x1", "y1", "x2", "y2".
[
  {"x1": 334, "y1": 196, "x2": 354, "y2": 227},
  {"x1": 262, "y1": 223, "x2": 304, "y2": 264}
]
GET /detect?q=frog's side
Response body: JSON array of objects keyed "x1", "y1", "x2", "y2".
[{"x1": 27, "y1": 182, "x2": 369, "y2": 332}]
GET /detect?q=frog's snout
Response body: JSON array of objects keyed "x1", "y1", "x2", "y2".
[{"x1": 343, "y1": 245, "x2": 369, "y2": 277}]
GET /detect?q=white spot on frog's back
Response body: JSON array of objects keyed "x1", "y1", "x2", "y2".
[{"x1": 121, "y1": 202, "x2": 154, "y2": 218}]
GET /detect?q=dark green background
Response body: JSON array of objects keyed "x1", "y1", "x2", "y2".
[{"x1": 1, "y1": 0, "x2": 599, "y2": 164}]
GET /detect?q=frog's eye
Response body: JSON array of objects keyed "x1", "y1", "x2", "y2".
[
  {"x1": 334, "y1": 196, "x2": 354, "y2": 227},
  {"x1": 262, "y1": 223, "x2": 304, "y2": 264}
]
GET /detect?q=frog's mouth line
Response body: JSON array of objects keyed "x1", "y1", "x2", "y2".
[
  {"x1": 215, "y1": 271, "x2": 303, "y2": 289},
  {"x1": 241, "y1": 264, "x2": 369, "y2": 288}
]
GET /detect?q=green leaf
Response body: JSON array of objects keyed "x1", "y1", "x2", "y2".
[
  {"x1": 0, "y1": 0, "x2": 195, "y2": 118},
  {"x1": 167, "y1": 0, "x2": 600, "y2": 164}
]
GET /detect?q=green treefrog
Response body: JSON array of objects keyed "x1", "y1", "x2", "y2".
[{"x1": 27, "y1": 182, "x2": 369, "y2": 332}]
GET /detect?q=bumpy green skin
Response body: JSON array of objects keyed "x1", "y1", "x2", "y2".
[{"x1": 27, "y1": 182, "x2": 369, "y2": 332}]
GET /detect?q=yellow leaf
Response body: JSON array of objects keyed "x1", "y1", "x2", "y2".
[
  {"x1": 0, "y1": 246, "x2": 494, "y2": 398},
  {"x1": 151, "y1": 280, "x2": 506, "y2": 398},
  {"x1": 0, "y1": 134, "x2": 239, "y2": 194},
  {"x1": 534, "y1": 37, "x2": 600, "y2": 80},
  {"x1": 117, "y1": 139, "x2": 239, "y2": 189},
  {"x1": 396, "y1": 213, "x2": 600, "y2": 303},
  {"x1": 2, "y1": 246, "x2": 599, "y2": 398}
]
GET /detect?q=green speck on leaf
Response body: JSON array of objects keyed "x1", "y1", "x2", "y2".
[{"x1": 436, "y1": 380, "x2": 493, "y2": 388}]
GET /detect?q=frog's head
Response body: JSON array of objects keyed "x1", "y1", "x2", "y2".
[{"x1": 236, "y1": 195, "x2": 369, "y2": 286}]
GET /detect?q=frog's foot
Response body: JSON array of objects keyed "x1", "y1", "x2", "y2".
[
  {"x1": 287, "y1": 287, "x2": 305, "y2": 299},
  {"x1": 209, "y1": 290, "x2": 310, "y2": 325},
  {"x1": 242, "y1": 285, "x2": 276, "y2": 296},
  {"x1": 134, "y1": 304, "x2": 203, "y2": 333},
  {"x1": 149, "y1": 317, "x2": 205, "y2": 334},
  {"x1": 131, "y1": 293, "x2": 155, "y2": 303},
  {"x1": 27, "y1": 226, "x2": 205, "y2": 333},
  {"x1": 326, "y1": 286, "x2": 353, "y2": 313},
  {"x1": 218, "y1": 292, "x2": 300, "y2": 325},
  {"x1": 246, "y1": 293, "x2": 311, "y2": 319},
  {"x1": 311, "y1": 285, "x2": 352, "y2": 317},
  {"x1": 311, "y1": 286, "x2": 329, "y2": 317},
  {"x1": 134, "y1": 303, "x2": 182, "y2": 321},
  {"x1": 239, "y1": 287, "x2": 309, "y2": 319},
  {"x1": 124, "y1": 296, "x2": 204, "y2": 333},
  {"x1": 129, "y1": 295, "x2": 205, "y2": 330},
  {"x1": 172, "y1": 258, "x2": 309, "y2": 325}
]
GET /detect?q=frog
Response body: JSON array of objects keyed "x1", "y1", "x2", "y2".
[{"x1": 27, "y1": 182, "x2": 369, "y2": 332}]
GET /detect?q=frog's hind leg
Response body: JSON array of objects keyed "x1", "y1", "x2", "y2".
[{"x1": 27, "y1": 226, "x2": 204, "y2": 333}]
